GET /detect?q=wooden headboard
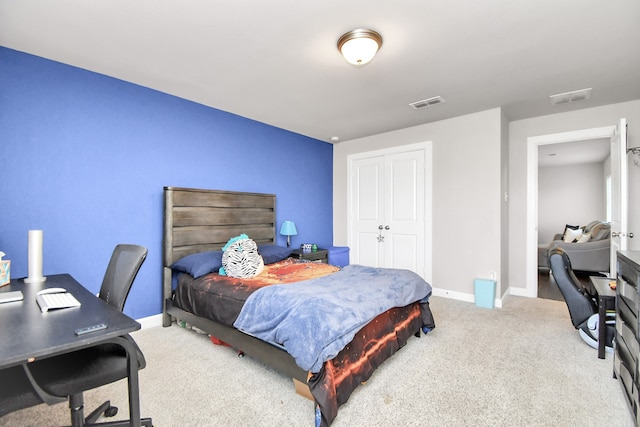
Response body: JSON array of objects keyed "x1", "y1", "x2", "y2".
[
  {"x1": 161, "y1": 187, "x2": 308, "y2": 383},
  {"x1": 163, "y1": 186, "x2": 276, "y2": 267},
  {"x1": 162, "y1": 186, "x2": 276, "y2": 318}
]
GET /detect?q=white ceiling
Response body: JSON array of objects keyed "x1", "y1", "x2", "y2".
[
  {"x1": 1, "y1": 0, "x2": 639, "y2": 144},
  {"x1": 538, "y1": 138, "x2": 611, "y2": 167}
]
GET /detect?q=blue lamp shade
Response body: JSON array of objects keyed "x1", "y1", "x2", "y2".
[{"x1": 280, "y1": 221, "x2": 297, "y2": 247}]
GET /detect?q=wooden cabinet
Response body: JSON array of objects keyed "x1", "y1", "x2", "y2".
[{"x1": 615, "y1": 250, "x2": 640, "y2": 425}]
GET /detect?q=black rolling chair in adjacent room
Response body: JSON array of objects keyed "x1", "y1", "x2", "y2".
[
  {"x1": 548, "y1": 247, "x2": 615, "y2": 351},
  {"x1": 0, "y1": 244, "x2": 153, "y2": 427}
]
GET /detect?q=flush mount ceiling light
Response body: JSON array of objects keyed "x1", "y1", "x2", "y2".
[{"x1": 337, "y1": 28, "x2": 383, "y2": 66}]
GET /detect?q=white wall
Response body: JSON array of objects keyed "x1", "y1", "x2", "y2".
[
  {"x1": 509, "y1": 100, "x2": 640, "y2": 291},
  {"x1": 334, "y1": 108, "x2": 505, "y2": 300},
  {"x1": 538, "y1": 162, "x2": 605, "y2": 243},
  {"x1": 333, "y1": 100, "x2": 639, "y2": 301}
]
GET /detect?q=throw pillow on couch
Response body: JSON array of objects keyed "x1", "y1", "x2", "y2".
[{"x1": 562, "y1": 224, "x2": 583, "y2": 243}]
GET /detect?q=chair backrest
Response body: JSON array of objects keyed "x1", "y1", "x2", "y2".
[
  {"x1": 98, "y1": 244, "x2": 148, "y2": 312},
  {"x1": 548, "y1": 247, "x2": 596, "y2": 329}
]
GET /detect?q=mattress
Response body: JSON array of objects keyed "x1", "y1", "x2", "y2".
[{"x1": 173, "y1": 258, "x2": 340, "y2": 327}]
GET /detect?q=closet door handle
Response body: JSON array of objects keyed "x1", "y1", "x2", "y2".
[{"x1": 384, "y1": 225, "x2": 390, "y2": 230}]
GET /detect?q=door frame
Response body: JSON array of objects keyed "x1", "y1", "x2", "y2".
[
  {"x1": 347, "y1": 141, "x2": 433, "y2": 283},
  {"x1": 609, "y1": 119, "x2": 628, "y2": 278},
  {"x1": 524, "y1": 126, "x2": 616, "y2": 297}
]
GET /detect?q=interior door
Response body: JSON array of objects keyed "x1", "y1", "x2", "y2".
[
  {"x1": 351, "y1": 156, "x2": 385, "y2": 267},
  {"x1": 610, "y1": 118, "x2": 628, "y2": 277},
  {"x1": 384, "y1": 150, "x2": 425, "y2": 274},
  {"x1": 349, "y1": 145, "x2": 428, "y2": 278}
]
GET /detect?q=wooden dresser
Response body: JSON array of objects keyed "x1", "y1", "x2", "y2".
[{"x1": 615, "y1": 250, "x2": 640, "y2": 425}]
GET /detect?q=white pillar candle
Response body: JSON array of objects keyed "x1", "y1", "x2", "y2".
[{"x1": 25, "y1": 229, "x2": 46, "y2": 283}]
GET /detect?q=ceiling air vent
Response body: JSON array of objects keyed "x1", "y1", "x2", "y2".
[
  {"x1": 549, "y1": 88, "x2": 592, "y2": 106},
  {"x1": 409, "y1": 96, "x2": 446, "y2": 110}
]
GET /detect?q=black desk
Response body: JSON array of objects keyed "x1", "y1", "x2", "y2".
[
  {"x1": 587, "y1": 276, "x2": 617, "y2": 359},
  {"x1": 0, "y1": 274, "x2": 143, "y2": 426}
]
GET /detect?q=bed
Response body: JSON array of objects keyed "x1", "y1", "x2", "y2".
[{"x1": 162, "y1": 186, "x2": 435, "y2": 426}]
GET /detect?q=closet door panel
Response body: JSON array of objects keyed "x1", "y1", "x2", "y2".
[
  {"x1": 384, "y1": 150, "x2": 424, "y2": 275},
  {"x1": 351, "y1": 156, "x2": 384, "y2": 267}
]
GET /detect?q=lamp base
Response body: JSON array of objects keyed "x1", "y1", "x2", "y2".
[{"x1": 24, "y1": 276, "x2": 46, "y2": 283}]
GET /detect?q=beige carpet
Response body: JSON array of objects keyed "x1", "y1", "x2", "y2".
[{"x1": 1, "y1": 295, "x2": 633, "y2": 426}]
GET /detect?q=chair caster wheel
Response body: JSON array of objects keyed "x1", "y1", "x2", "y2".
[{"x1": 105, "y1": 406, "x2": 118, "y2": 417}]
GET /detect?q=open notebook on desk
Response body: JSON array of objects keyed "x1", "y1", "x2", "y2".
[{"x1": 36, "y1": 292, "x2": 81, "y2": 312}]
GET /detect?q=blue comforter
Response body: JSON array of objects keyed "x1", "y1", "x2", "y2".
[{"x1": 233, "y1": 264, "x2": 432, "y2": 373}]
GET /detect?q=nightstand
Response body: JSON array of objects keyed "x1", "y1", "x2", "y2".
[{"x1": 289, "y1": 248, "x2": 328, "y2": 263}]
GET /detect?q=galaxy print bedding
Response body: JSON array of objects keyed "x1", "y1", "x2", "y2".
[
  {"x1": 310, "y1": 301, "x2": 430, "y2": 426},
  {"x1": 171, "y1": 259, "x2": 436, "y2": 427},
  {"x1": 234, "y1": 264, "x2": 432, "y2": 372},
  {"x1": 173, "y1": 258, "x2": 340, "y2": 326}
]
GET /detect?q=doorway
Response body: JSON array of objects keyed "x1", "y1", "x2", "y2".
[
  {"x1": 526, "y1": 126, "x2": 617, "y2": 298},
  {"x1": 536, "y1": 138, "x2": 611, "y2": 300}
]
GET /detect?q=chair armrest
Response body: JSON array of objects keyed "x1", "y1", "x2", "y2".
[{"x1": 119, "y1": 333, "x2": 147, "y2": 370}]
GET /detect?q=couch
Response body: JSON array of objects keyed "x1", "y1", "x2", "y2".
[{"x1": 539, "y1": 220, "x2": 611, "y2": 273}]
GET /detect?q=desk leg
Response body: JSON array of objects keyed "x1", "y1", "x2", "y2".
[
  {"x1": 110, "y1": 336, "x2": 141, "y2": 427},
  {"x1": 598, "y1": 296, "x2": 606, "y2": 359},
  {"x1": 113, "y1": 336, "x2": 142, "y2": 427},
  {"x1": 127, "y1": 356, "x2": 141, "y2": 427}
]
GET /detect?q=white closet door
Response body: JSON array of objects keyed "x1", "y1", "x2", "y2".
[
  {"x1": 350, "y1": 146, "x2": 427, "y2": 278},
  {"x1": 351, "y1": 155, "x2": 385, "y2": 267},
  {"x1": 384, "y1": 150, "x2": 424, "y2": 274}
]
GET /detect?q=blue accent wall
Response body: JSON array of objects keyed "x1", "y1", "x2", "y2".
[{"x1": 0, "y1": 47, "x2": 333, "y2": 319}]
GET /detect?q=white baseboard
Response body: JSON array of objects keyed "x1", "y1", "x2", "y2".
[
  {"x1": 509, "y1": 286, "x2": 536, "y2": 298},
  {"x1": 136, "y1": 313, "x2": 163, "y2": 329},
  {"x1": 431, "y1": 287, "x2": 504, "y2": 308},
  {"x1": 431, "y1": 287, "x2": 474, "y2": 303}
]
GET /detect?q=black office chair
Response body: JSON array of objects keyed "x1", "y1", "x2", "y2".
[
  {"x1": 0, "y1": 365, "x2": 45, "y2": 417},
  {"x1": 548, "y1": 247, "x2": 614, "y2": 350},
  {"x1": 0, "y1": 244, "x2": 152, "y2": 426}
]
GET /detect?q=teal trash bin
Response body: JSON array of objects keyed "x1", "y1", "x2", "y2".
[{"x1": 474, "y1": 278, "x2": 496, "y2": 309}]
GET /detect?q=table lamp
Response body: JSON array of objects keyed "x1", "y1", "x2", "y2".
[{"x1": 280, "y1": 221, "x2": 297, "y2": 247}]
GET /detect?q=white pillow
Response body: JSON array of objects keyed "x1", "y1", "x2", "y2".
[
  {"x1": 577, "y1": 233, "x2": 591, "y2": 243},
  {"x1": 221, "y1": 236, "x2": 265, "y2": 278},
  {"x1": 563, "y1": 227, "x2": 583, "y2": 242}
]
